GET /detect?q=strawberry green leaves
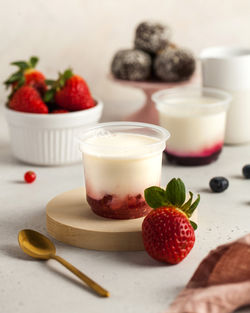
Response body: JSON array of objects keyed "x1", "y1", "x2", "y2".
[
  {"x1": 144, "y1": 178, "x2": 200, "y2": 230},
  {"x1": 29, "y1": 56, "x2": 39, "y2": 68},
  {"x1": 186, "y1": 194, "x2": 200, "y2": 217},
  {"x1": 181, "y1": 191, "x2": 193, "y2": 212},
  {"x1": 4, "y1": 56, "x2": 39, "y2": 89},
  {"x1": 165, "y1": 178, "x2": 186, "y2": 207},
  {"x1": 10, "y1": 56, "x2": 38, "y2": 71},
  {"x1": 43, "y1": 89, "x2": 55, "y2": 103},
  {"x1": 10, "y1": 61, "x2": 29, "y2": 70},
  {"x1": 144, "y1": 186, "x2": 170, "y2": 209},
  {"x1": 190, "y1": 221, "x2": 198, "y2": 230},
  {"x1": 44, "y1": 68, "x2": 73, "y2": 103}
]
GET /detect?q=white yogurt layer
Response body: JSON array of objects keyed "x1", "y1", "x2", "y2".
[
  {"x1": 82, "y1": 132, "x2": 161, "y2": 158},
  {"x1": 157, "y1": 96, "x2": 226, "y2": 154},
  {"x1": 82, "y1": 133, "x2": 163, "y2": 199}
]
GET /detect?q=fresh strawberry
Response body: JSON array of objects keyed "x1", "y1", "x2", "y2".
[
  {"x1": 9, "y1": 85, "x2": 48, "y2": 114},
  {"x1": 142, "y1": 178, "x2": 200, "y2": 264},
  {"x1": 51, "y1": 109, "x2": 69, "y2": 114},
  {"x1": 44, "y1": 69, "x2": 95, "y2": 111},
  {"x1": 24, "y1": 69, "x2": 46, "y2": 94},
  {"x1": 4, "y1": 56, "x2": 47, "y2": 95}
]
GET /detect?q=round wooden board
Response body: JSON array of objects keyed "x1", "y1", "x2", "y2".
[
  {"x1": 46, "y1": 187, "x2": 145, "y2": 251},
  {"x1": 46, "y1": 188, "x2": 198, "y2": 251}
]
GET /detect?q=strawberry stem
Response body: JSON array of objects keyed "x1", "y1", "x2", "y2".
[
  {"x1": 144, "y1": 178, "x2": 200, "y2": 228},
  {"x1": 43, "y1": 68, "x2": 74, "y2": 104},
  {"x1": 4, "y1": 56, "x2": 39, "y2": 90}
]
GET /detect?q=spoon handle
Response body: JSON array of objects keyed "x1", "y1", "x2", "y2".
[{"x1": 52, "y1": 254, "x2": 109, "y2": 297}]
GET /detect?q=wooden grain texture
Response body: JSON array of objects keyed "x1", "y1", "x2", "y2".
[
  {"x1": 46, "y1": 187, "x2": 198, "y2": 251},
  {"x1": 46, "y1": 187, "x2": 145, "y2": 251}
]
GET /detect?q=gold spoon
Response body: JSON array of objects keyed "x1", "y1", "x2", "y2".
[{"x1": 18, "y1": 229, "x2": 109, "y2": 297}]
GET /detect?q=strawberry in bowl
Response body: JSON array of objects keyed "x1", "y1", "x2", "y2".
[
  {"x1": 44, "y1": 69, "x2": 95, "y2": 111},
  {"x1": 9, "y1": 85, "x2": 48, "y2": 114},
  {"x1": 4, "y1": 57, "x2": 103, "y2": 165},
  {"x1": 4, "y1": 56, "x2": 47, "y2": 95},
  {"x1": 142, "y1": 178, "x2": 200, "y2": 264}
]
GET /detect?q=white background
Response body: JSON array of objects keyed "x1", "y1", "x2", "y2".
[
  {"x1": 1, "y1": 2, "x2": 250, "y2": 313},
  {"x1": 1, "y1": 0, "x2": 250, "y2": 121}
]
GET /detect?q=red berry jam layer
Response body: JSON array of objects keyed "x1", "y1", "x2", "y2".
[
  {"x1": 165, "y1": 142, "x2": 223, "y2": 166},
  {"x1": 87, "y1": 193, "x2": 152, "y2": 219}
]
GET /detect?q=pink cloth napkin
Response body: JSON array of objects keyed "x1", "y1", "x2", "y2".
[{"x1": 167, "y1": 234, "x2": 250, "y2": 313}]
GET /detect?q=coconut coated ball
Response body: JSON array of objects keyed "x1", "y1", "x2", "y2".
[
  {"x1": 154, "y1": 48, "x2": 195, "y2": 82},
  {"x1": 134, "y1": 21, "x2": 171, "y2": 54},
  {"x1": 111, "y1": 49, "x2": 152, "y2": 81}
]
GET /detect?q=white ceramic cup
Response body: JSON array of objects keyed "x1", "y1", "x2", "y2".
[{"x1": 200, "y1": 46, "x2": 250, "y2": 144}]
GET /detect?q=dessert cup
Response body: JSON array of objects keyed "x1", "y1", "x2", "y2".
[
  {"x1": 78, "y1": 122, "x2": 170, "y2": 219},
  {"x1": 153, "y1": 87, "x2": 231, "y2": 166}
]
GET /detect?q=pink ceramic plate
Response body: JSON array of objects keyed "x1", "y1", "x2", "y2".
[{"x1": 109, "y1": 74, "x2": 197, "y2": 124}]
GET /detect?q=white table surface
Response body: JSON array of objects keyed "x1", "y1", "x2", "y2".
[{"x1": 1, "y1": 106, "x2": 250, "y2": 313}]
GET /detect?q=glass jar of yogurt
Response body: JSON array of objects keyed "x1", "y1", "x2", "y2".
[
  {"x1": 153, "y1": 87, "x2": 231, "y2": 166},
  {"x1": 78, "y1": 122, "x2": 170, "y2": 219}
]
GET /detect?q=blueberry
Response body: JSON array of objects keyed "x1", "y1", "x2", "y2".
[
  {"x1": 209, "y1": 177, "x2": 229, "y2": 193},
  {"x1": 242, "y1": 165, "x2": 250, "y2": 179}
]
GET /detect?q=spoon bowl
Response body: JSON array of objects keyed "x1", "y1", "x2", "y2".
[
  {"x1": 18, "y1": 229, "x2": 109, "y2": 297},
  {"x1": 18, "y1": 229, "x2": 56, "y2": 259}
]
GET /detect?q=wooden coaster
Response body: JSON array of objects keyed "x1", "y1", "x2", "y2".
[
  {"x1": 46, "y1": 188, "x2": 198, "y2": 252},
  {"x1": 46, "y1": 187, "x2": 145, "y2": 251}
]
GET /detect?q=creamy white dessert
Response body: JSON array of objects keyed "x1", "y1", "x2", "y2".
[
  {"x1": 158, "y1": 96, "x2": 226, "y2": 155},
  {"x1": 82, "y1": 132, "x2": 164, "y2": 219},
  {"x1": 83, "y1": 133, "x2": 162, "y2": 198},
  {"x1": 157, "y1": 96, "x2": 227, "y2": 165}
]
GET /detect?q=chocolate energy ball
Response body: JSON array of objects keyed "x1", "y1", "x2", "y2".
[
  {"x1": 154, "y1": 48, "x2": 195, "y2": 82},
  {"x1": 111, "y1": 49, "x2": 152, "y2": 81},
  {"x1": 134, "y1": 21, "x2": 171, "y2": 54}
]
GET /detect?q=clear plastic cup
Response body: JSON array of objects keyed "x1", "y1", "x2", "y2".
[
  {"x1": 78, "y1": 122, "x2": 170, "y2": 219},
  {"x1": 153, "y1": 87, "x2": 231, "y2": 166}
]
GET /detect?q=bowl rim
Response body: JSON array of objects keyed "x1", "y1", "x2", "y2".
[{"x1": 4, "y1": 97, "x2": 103, "y2": 119}]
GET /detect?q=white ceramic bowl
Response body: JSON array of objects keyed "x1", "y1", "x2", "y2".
[{"x1": 5, "y1": 99, "x2": 103, "y2": 165}]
